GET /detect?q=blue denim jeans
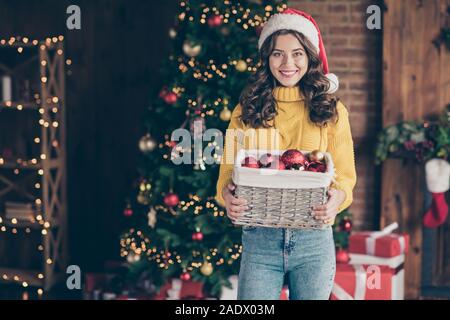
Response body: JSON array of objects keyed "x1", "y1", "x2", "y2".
[{"x1": 237, "y1": 225, "x2": 336, "y2": 300}]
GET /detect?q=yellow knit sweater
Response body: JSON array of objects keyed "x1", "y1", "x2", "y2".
[{"x1": 215, "y1": 86, "x2": 357, "y2": 215}]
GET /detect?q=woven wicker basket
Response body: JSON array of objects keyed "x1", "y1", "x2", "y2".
[{"x1": 231, "y1": 149, "x2": 335, "y2": 229}]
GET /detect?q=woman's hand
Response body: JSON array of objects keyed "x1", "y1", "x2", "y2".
[
  {"x1": 311, "y1": 188, "x2": 346, "y2": 224},
  {"x1": 222, "y1": 183, "x2": 248, "y2": 222}
]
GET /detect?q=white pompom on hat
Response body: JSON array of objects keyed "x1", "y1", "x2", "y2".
[
  {"x1": 425, "y1": 158, "x2": 450, "y2": 193},
  {"x1": 258, "y1": 8, "x2": 339, "y2": 93}
]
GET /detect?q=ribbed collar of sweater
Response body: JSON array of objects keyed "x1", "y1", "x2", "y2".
[{"x1": 273, "y1": 86, "x2": 305, "y2": 102}]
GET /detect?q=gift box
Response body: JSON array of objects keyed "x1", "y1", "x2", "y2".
[
  {"x1": 331, "y1": 259, "x2": 404, "y2": 300},
  {"x1": 153, "y1": 278, "x2": 204, "y2": 300},
  {"x1": 349, "y1": 222, "x2": 409, "y2": 258}
]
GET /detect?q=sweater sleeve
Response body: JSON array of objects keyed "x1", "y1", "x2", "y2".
[
  {"x1": 215, "y1": 104, "x2": 245, "y2": 207},
  {"x1": 327, "y1": 101, "x2": 357, "y2": 213}
]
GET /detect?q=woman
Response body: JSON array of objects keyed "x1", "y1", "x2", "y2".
[{"x1": 215, "y1": 8, "x2": 357, "y2": 300}]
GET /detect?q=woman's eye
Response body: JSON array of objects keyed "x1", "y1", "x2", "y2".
[
  {"x1": 294, "y1": 52, "x2": 303, "y2": 57},
  {"x1": 272, "y1": 52, "x2": 281, "y2": 57}
]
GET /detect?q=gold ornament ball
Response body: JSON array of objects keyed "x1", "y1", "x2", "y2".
[
  {"x1": 183, "y1": 41, "x2": 202, "y2": 57},
  {"x1": 235, "y1": 60, "x2": 248, "y2": 72},
  {"x1": 200, "y1": 262, "x2": 213, "y2": 276},
  {"x1": 309, "y1": 150, "x2": 325, "y2": 162},
  {"x1": 220, "y1": 106, "x2": 232, "y2": 121},
  {"x1": 139, "y1": 134, "x2": 157, "y2": 153}
]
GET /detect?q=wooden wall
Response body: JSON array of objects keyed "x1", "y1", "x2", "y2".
[
  {"x1": 0, "y1": 0, "x2": 179, "y2": 270},
  {"x1": 382, "y1": 0, "x2": 450, "y2": 299}
]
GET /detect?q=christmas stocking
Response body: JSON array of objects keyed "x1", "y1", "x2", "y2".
[{"x1": 423, "y1": 159, "x2": 450, "y2": 228}]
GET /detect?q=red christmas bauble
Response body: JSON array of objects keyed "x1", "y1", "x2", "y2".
[
  {"x1": 307, "y1": 161, "x2": 327, "y2": 173},
  {"x1": 336, "y1": 248, "x2": 350, "y2": 263},
  {"x1": 123, "y1": 206, "x2": 133, "y2": 217},
  {"x1": 180, "y1": 272, "x2": 191, "y2": 281},
  {"x1": 192, "y1": 232, "x2": 204, "y2": 241},
  {"x1": 164, "y1": 192, "x2": 179, "y2": 207},
  {"x1": 268, "y1": 155, "x2": 286, "y2": 170},
  {"x1": 258, "y1": 153, "x2": 274, "y2": 168},
  {"x1": 280, "y1": 149, "x2": 307, "y2": 168},
  {"x1": 241, "y1": 156, "x2": 260, "y2": 168},
  {"x1": 163, "y1": 92, "x2": 178, "y2": 105},
  {"x1": 340, "y1": 218, "x2": 353, "y2": 232},
  {"x1": 207, "y1": 14, "x2": 222, "y2": 27}
]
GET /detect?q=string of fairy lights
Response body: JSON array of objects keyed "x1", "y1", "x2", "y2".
[
  {"x1": 120, "y1": 194, "x2": 242, "y2": 275},
  {"x1": 174, "y1": 2, "x2": 287, "y2": 82},
  {"x1": 0, "y1": 35, "x2": 70, "y2": 297}
]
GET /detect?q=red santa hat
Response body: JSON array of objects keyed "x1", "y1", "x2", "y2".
[{"x1": 258, "y1": 8, "x2": 339, "y2": 93}]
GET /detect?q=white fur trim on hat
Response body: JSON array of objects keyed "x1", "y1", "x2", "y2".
[
  {"x1": 425, "y1": 158, "x2": 450, "y2": 193},
  {"x1": 326, "y1": 73, "x2": 339, "y2": 94},
  {"x1": 258, "y1": 13, "x2": 319, "y2": 51}
]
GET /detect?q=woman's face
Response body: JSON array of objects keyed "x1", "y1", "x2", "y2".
[{"x1": 269, "y1": 33, "x2": 309, "y2": 87}]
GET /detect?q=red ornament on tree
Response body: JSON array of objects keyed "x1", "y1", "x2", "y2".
[
  {"x1": 340, "y1": 218, "x2": 353, "y2": 232},
  {"x1": 180, "y1": 271, "x2": 191, "y2": 281},
  {"x1": 192, "y1": 232, "x2": 204, "y2": 241},
  {"x1": 163, "y1": 91, "x2": 178, "y2": 105},
  {"x1": 336, "y1": 248, "x2": 350, "y2": 263},
  {"x1": 164, "y1": 192, "x2": 179, "y2": 207},
  {"x1": 207, "y1": 14, "x2": 222, "y2": 27},
  {"x1": 280, "y1": 149, "x2": 307, "y2": 169},
  {"x1": 123, "y1": 205, "x2": 133, "y2": 217}
]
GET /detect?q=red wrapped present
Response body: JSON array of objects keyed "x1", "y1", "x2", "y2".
[
  {"x1": 349, "y1": 222, "x2": 409, "y2": 258},
  {"x1": 153, "y1": 278, "x2": 204, "y2": 300},
  {"x1": 280, "y1": 286, "x2": 289, "y2": 300},
  {"x1": 331, "y1": 261, "x2": 404, "y2": 300}
]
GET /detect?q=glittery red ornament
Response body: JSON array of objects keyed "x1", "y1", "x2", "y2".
[
  {"x1": 241, "y1": 156, "x2": 260, "y2": 168},
  {"x1": 280, "y1": 149, "x2": 307, "y2": 168},
  {"x1": 268, "y1": 155, "x2": 286, "y2": 170},
  {"x1": 307, "y1": 161, "x2": 327, "y2": 173}
]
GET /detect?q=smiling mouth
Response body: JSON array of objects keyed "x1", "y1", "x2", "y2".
[{"x1": 279, "y1": 70, "x2": 298, "y2": 78}]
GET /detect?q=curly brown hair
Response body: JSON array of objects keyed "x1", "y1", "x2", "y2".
[{"x1": 239, "y1": 29, "x2": 339, "y2": 128}]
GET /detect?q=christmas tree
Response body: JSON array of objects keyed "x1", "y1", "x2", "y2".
[{"x1": 120, "y1": 0, "x2": 287, "y2": 297}]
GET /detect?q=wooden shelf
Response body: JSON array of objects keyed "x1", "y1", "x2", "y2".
[
  {"x1": 0, "y1": 36, "x2": 67, "y2": 292},
  {"x1": 0, "y1": 101, "x2": 39, "y2": 110},
  {"x1": 0, "y1": 216, "x2": 47, "y2": 229},
  {"x1": 0, "y1": 159, "x2": 61, "y2": 170},
  {"x1": 0, "y1": 267, "x2": 43, "y2": 287}
]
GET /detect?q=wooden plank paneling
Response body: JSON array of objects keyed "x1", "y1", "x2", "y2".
[{"x1": 382, "y1": 0, "x2": 450, "y2": 299}]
